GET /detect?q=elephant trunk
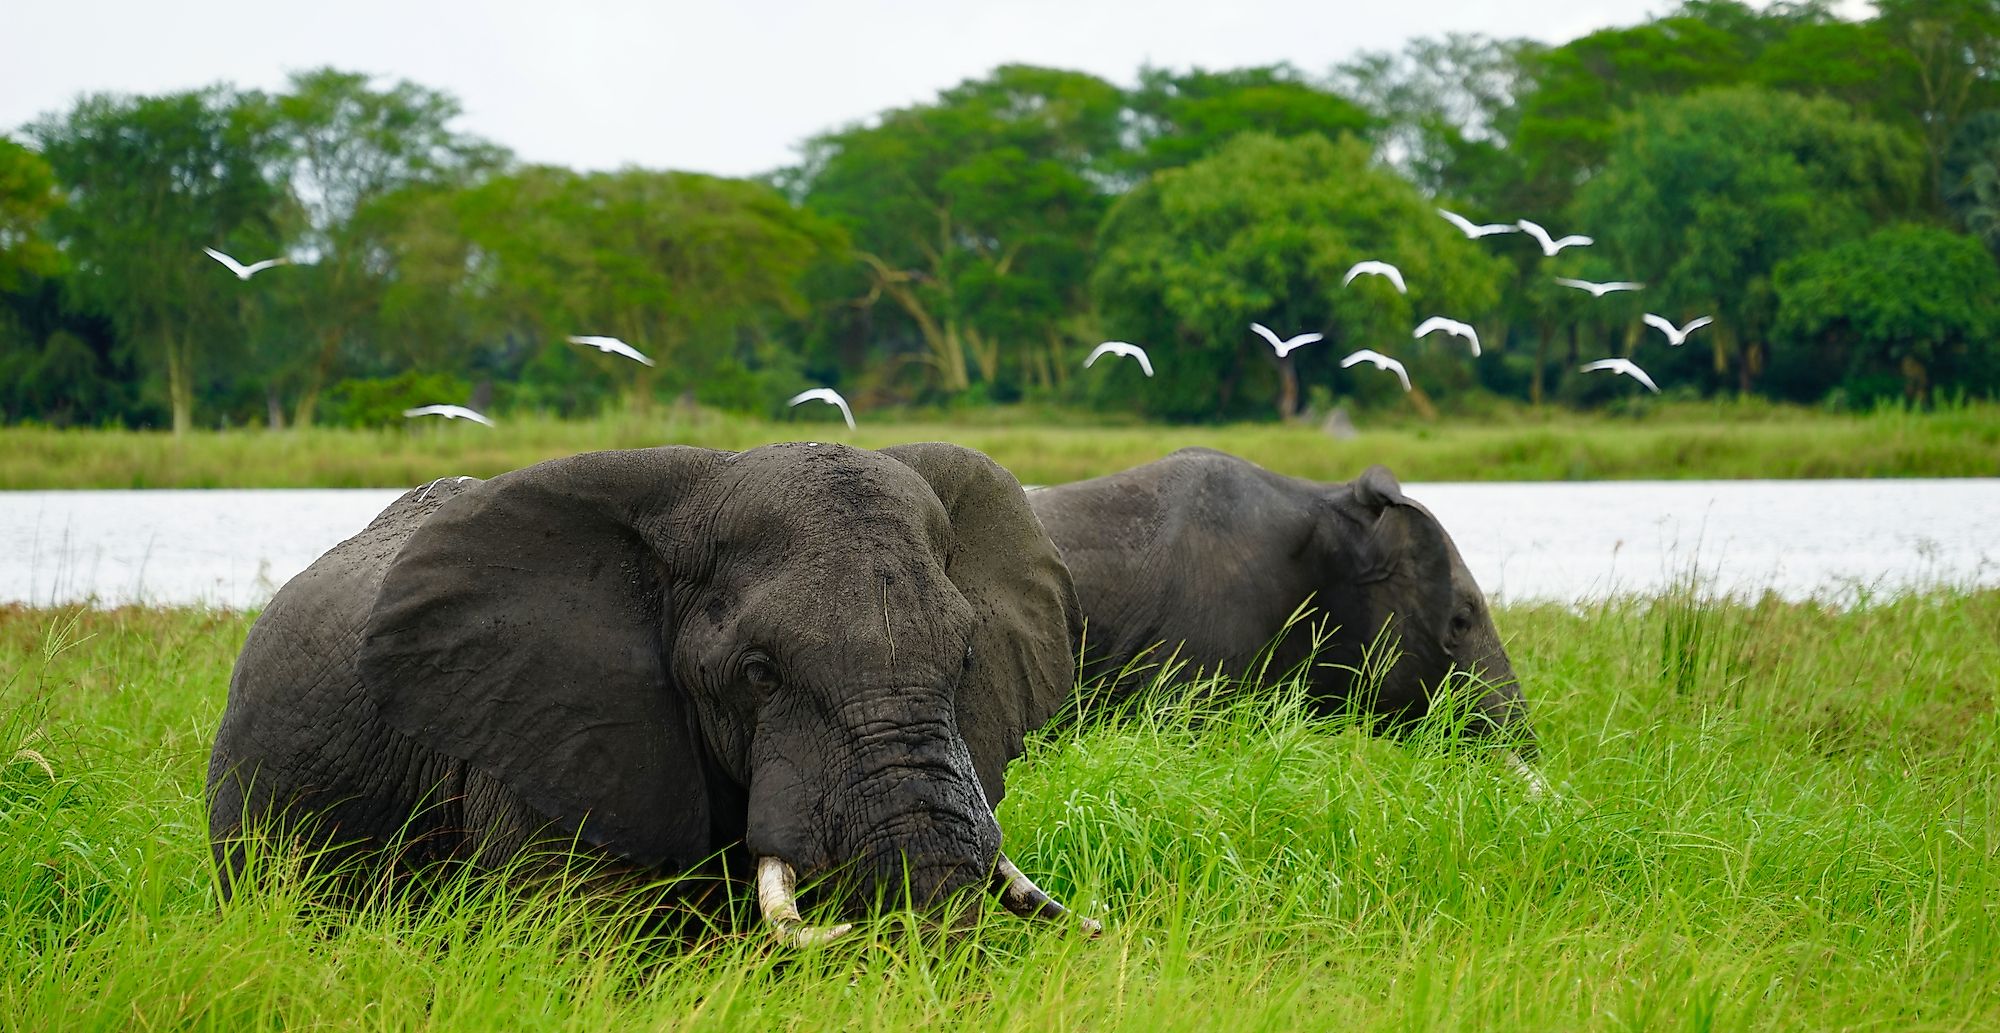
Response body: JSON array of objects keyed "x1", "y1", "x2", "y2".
[{"x1": 744, "y1": 689, "x2": 1000, "y2": 913}]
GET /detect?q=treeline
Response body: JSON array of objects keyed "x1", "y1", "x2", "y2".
[{"x1": 3, "y1": 0, "x2": 1998, "y2": 432}]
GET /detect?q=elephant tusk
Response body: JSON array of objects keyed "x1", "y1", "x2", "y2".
[
  {"x1": 755, "y1": 856, "x2": 855, "y2": 948},
  {"x1": 1505, "y1": 751, "x2": 1550, "y2": 800},
  {"x1": 990, "y1": 853, "x2": 1103, "y2": 937}
]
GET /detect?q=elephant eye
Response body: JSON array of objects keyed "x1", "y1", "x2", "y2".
[{"x1": 741, "y1": 653, "x2": 781, "y2": 691}]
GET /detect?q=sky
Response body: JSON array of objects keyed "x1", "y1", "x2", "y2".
[{"x1": 2, "y1": 0, "x2": 1877, "y2": 179}]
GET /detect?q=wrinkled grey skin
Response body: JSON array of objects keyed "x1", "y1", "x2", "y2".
[
  {"x1": 1028, "y1": 448, "x2": 1530, "y2": 750},
  {"x1": 208, "y1": 442, "x2": 1081, "y2": 914}
]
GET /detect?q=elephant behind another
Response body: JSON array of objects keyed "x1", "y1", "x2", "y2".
[{"x1": 1027, "y1": 448, "x2": 1534, "y2": 754}]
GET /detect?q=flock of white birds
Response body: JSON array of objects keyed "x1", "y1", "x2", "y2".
[
  {"x1": 1081, "y1": 209, "x2": 1714, "y2": 403},
  {"x1": 203, "y1": 207, "x2": 1716, "y2": 432}
]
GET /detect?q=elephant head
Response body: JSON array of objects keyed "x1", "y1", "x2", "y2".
[
  {"x1": 350, "y1": 441, "x2": 1087, "y2": 936},
  {"x1": 1309, "y1": 465, "x2": 1531, "y2": 755}
]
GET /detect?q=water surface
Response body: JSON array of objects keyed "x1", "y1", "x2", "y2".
[{"x1": 3, "y1": 480, "x2": 1995, "y2": 608}]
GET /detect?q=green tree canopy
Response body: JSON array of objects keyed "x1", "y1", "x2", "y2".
[
  {"x1": 259, "y1": 68, "x2": 509, "y2": 426},
  {"x1": 1124, "y1": 65, "x2": 1374, "y2": 176},
  {"x1": 1572, "y1": 86, "x2": 1922, "y2": 393},
  {"x1": 1092, "y1": 132, "x2": 1508, "y2": 421},
  {"x1": 0, "y1": 136, "x2": 60, "y2": 294},
  {"x1": 30, "y1": 88, "x2": 284, "y2": 433},
  {"x1": 1771, "y1": 224, "x2": 2000, "y2": 402},
  {"x1": 786, "y1": 65, "x2": 1125, "y2": 399}
]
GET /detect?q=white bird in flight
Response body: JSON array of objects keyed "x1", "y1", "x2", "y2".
[
  {"x1": 1437, "y1": 209, "x2": 1520, "y2": 239},
  {"x1": 1516, "y1": 220, "x2": 1593, "y2": 256},
  {"x1": 1249, "y1": 322, "x2": 1322, "y2": 358},
  {"x1": 1413, "y1": 316, "x2": 1482, "y2": 357},
  {"x1": 1340, "y1": 349, "x2": 1412, "y2": 392},
  {"x1": 1342, "y1": 261, "x2": 1408, "y2": 293},
  {"x1": 1084, "y1": 341, "x2": 1155, "y2": 377},
  {"x1": 1641, "y1": 313, "x2": 1714, "y2": 346},
  {"x1": 1580, "y1": 358, "x2": 1660, "y2": 393},
  {"x1": 1555, "y1": 277, "x2": 1644, "y2": 297},
  {"x1": 787, "y1": 387, "x2": 856, "y2": 430},
  {"x1": 203, "y1": 246, "x2": 291, "y2": 280},
  {"x1": 566, "y1": 334, "x2": 656, "y2": 367},
  {"x1": 403, "y1": 404, "x2": 496, "y2": 427}
]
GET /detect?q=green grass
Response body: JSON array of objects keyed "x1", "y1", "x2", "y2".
[
  {"x1": 4, "y1": 399, "x2": 1998, "y2": 488},
  {"x1": 4, "y1": 588, "x2": 1997, "y2": 1031}
]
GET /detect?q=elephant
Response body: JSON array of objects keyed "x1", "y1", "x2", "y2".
[
  {"x1": 1027, "y1": 448, "x2": 1538, "y2": 771},
  {"x1": 207, "y1": 441, "x2": 1098, "y2": 943}
]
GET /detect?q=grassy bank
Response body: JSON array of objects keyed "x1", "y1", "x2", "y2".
[
  {"x1": 4, "y1": 588, "x2": 1997, "y2": 1030},
  {"x1": 3, "y1": 400, "x2": 1997, "y2": 488}
]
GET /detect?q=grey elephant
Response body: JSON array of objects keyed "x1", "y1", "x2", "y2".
[
  {"x1": 208, "y1": 441, "x2": 1096, "y2": 943},
  {"x1": 1028, "y1": 448, "x2": 1536, "y2": 765}
]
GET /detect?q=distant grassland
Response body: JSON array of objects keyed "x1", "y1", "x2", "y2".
[
  {"x1": 3, "y1": 400, "x2": 1997, "y2": 488},
  {"x1": 4, "y1": 587, "x2": 1997, "y2": 1030}
]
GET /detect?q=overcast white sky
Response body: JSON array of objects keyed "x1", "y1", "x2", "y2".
[{"x1": 3, "y1": 0, "x2": 1875, "y2": 178}]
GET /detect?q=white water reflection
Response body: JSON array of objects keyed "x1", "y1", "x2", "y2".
[{"x1": 2, "y1": 480, "x2": 1996, "y2": 609}]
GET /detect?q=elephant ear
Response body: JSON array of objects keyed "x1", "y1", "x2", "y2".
[
  {"x1": 358, "y1": 447, "x2": 722, "y2": 870},
  {"x1": 1348, "y1": 464, "x2": 1414, "y2": 585},
  {"x1": 884, "y1": 442, "x2": 1083, "y2": 808}
]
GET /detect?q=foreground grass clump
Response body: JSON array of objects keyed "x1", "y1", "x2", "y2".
[
  {"x1": 3, "y1": 399, "x2": 1997, "y2": 488},
  {"x1": 2, "y1": 589, "x2": 1996, "y2": 1030}
]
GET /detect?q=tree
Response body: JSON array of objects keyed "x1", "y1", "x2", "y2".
[
  {"x1": 31, "y1": 88, "x2": 283, "y2": 434},
  {"x1": 785, "y1": 65, "x2": 1125, "y2": 399},
  {"x1": 261, "y1": 68, "x2": 508, "y2": 426},
  {"x1": 1572, "y1": 87, "x2": 1922, "y2": 394},
  {"x1": 1334, "y1": 34, "x2": 1539, "y2": 200},
  {"x1": 371, "y1": 166, "x2": 839, "y2": 417},
  {"x1": 0, "y1": 137, "x2": 60, "y2": 295},
  {"x1": 1123, "y1": 64, "x2": 1374, "y2": 176},
  {"x1": 1943, "y1": 111, "x2": 2000, "y2": 252},
  {"x1": 1771, "y1": 224, "x2": 2000, "y2": 402},
  {"x1": 1876, "y1": 0, "x2": 2000, "y2": 209},
  {"x1": 1092, "y1": 132, "x2": 1507, "y2": 421}
]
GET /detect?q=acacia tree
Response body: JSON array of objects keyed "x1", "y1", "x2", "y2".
[
  {"x1": 1573, "y1": 87, "x2": 1922, "y2": 395},
  {"x1": 371, "y1": 166, "x2": 838, "y2": 416},
  {"x1": 1093, "y1": 132, "x2": 1507, "y2": 421},
  {"x1": 786, "y1": 65, "x2": 1124, "y2": 399},
  {"x1": 32, "y1": 88, "x2": 282, "y2": 434},
  {"x1": 263, "y1": 68, "x2": 508, "y2": 426}
]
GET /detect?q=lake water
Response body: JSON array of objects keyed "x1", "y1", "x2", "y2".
[{"x1": 2, "y1": 480, "x2": 1997, "y2": 609}]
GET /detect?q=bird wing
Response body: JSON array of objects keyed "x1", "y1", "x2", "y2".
[
  {"x1": 1605, "y1": 282, "x2": 1643, "y2": 292},
  {"x1": 1280, "y1": 332, "x2": 1323, "y2": 355},
  {"x1": 242, "y1": 258, "x2": 288, "y2": 276},
  {"x1": 460, "y1": 407, "x2": 497, "y2": 426},
  {"x1": 1387, "y1": 357, "x2": 1411, "y2": 392},
  {"x1": 1248, "y1": 322, "x2": 1282, "y2": 351},
  {"x1": 1083, "y1": 342, "x2": 1119, "y2": 367},
  {"x1": 1132, "y1": 346, "x2": 1154, "y2": 376},
  {"x1": 607, "y1": 340, "x2": 655, "y2": 366},
  {"x1": 1683, "y1": 316, "x2": 1714, "y2": 334},
  {"x1": 565, "y1": 335, "x2": 607, "y2": 347},
  {"x1": 1552, "y1": 235, "x2": 1594, "y2": 251},
  {"x1": 828, "y1": 391, "x2": 856, "y2": 429},
  {"x1": 1642, "y1": 313, "x2": 1674, "y2": 337},
  {"x1": 1341, "y1": 262, "x2": 1371, "y2": 286},
  {"x1": 1384, "y1": 265, "x2": 1407, "y2": 292},
  {"x1": 1579, "y1": 360, "x2": 1618, "y2": 374},
  {"x1": 1618, "y1": 361, "x2": 1660, "y2": 393},
  {"x1": 1438, "y1": 209, "x2": 1477, "y2": 235},
  {"x1": 1339, "y1": 349, "x2": 1379, "y2": 368},
  {"x1": 203, "y1": 247, "x2": 248, "y2": 276},
  {"x1": 403, "y1": 405, "x2": 442, "y2": 417},
  {"x1": 787, "y1": 388, "x2": 830, "y2": 407},
  {"x1": 1516, "y1": 220, "x2": 1552, "y2": 249},
  {"x1": 1554, "y1": 278, "x2": 1594, "y2": 292},
  {"x1": 1414, "y1": 317, "x2": 1446, "y2": 338}
]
